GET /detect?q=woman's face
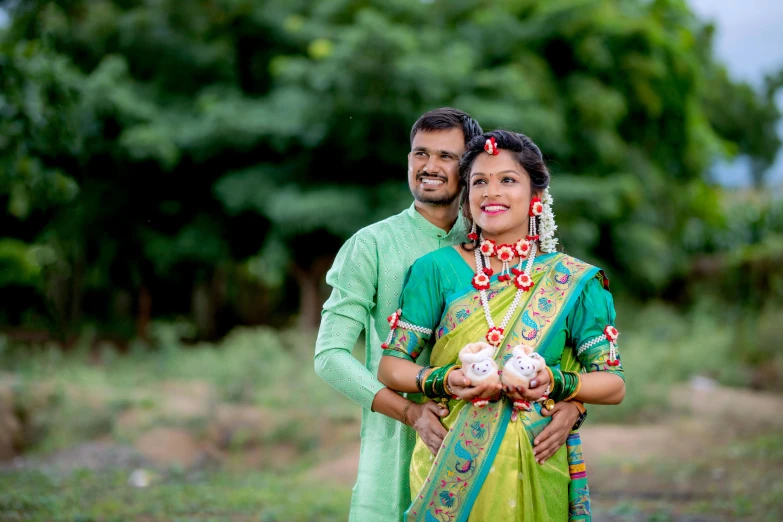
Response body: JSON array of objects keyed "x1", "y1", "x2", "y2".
[{"x1": 468, "y1": 149, "x2": 537, "y2": 238}]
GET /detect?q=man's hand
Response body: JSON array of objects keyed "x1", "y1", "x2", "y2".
[
  {"x1": 533, "y1": 401, "x2": 581, "y2": 464},
  {"x1": 407, "y1": 401, "x2": 449, "y2": 455}
]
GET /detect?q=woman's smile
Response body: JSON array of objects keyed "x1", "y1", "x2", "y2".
[{"x1": 481, "y1": 204, "x2": 509, "y2": 215}]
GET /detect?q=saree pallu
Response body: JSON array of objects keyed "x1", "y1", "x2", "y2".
[{"x1": 404, "y1": 254, "x2": 598, "y2": 522}]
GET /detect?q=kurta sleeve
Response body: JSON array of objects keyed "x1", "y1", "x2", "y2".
[
  {"x1": 382, "y1": 255, "x2": 444, "y2": 362},
  {"x1": 565, "y1": 274, "x2": 625, "y2": 380},
  {"x1": 314, "y1": 233, "x2": 384, "y2": 410}
]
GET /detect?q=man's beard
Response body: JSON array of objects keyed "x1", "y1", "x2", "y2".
[
  {"x1": 412, "y1": 187, "x2": 460, "y2": 206},
  {"x1": 411, "y1": 172, "x2": 460, "y2": 206}
]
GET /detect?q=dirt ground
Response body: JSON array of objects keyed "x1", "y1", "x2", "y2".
[
  {"x1": 308, "y1": 381, "x2": 783, "y2": 520},
  {"x1": 3, "y1": 378, "x2": 782, "y2": 521}
]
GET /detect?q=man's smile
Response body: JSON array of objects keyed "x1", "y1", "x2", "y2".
[{"x1": 418, "y1": 174, "x2": 447, "y2": 186}]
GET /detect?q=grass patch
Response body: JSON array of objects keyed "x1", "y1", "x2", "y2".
[
  {"x1": 1, "y1": 304, "x2": 782, "y2": 521},
  {"x1": 592, "y1": 428, "x2": 783, "y2": 522},
  {"x1": 0, "y1": 468, "x2": 351, "y2": 522},
  {"x1": 2, "y1": 303, "x2": 781, "y2": 447},
  {"x1": 588, "y1": 300, "x2": 782, "y2": 423},
  {"x1": 0, "y1": 325, "x2": 362, "y2": 457}
]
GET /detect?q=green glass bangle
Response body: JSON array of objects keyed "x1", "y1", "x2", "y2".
[
  {"x1": 424, "y1": 365, "x2": 453, "y2": 399},
  {"x1": 434, "y1": 365, "x2": 449, "y2": 397},
  {"x1": 415, "y1": 365, "x2": 433, "y2": 393},
  {"x1": 559, "y1": 372, "x2": 572, "y2": 401},
  {"x1": 560, "y1": 371, "x2": 580, "y2": 401},
  {"x1": 550, "y1": 368, "x2": 565, "y2": 401},
  {"x1": 424, "y1": 366, "x2": 441, "y2": 399},
  {"x1": 562, "y1": 371, "x2": 582, "y2": 401}
]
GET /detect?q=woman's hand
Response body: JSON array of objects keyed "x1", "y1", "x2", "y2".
[
  {"x1": 447, "y1": 369, "x2": 502, "y2": 401},
  {"x1": 503, "y1": 365, "x2": 551, "y2": 401}
]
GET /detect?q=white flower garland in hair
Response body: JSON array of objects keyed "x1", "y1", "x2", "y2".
[{"x1": 538, "y1": 188, "x2": 559, "y2": 253}]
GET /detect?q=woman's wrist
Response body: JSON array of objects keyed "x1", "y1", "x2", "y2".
[
  {"x1": 415, "y1": 365, "x2": 434, "y2": 393},
  {"x1": 551, "y1": 371, "x2": 581, "y2": 402},
  {"x1": 549, "y1": 368, "x2": 565, "y2": 401},
  {"x1": 562, "y1": 372, "x2": 582, "y2": 401},
  {"x1": 442, "y1": 365, "x2": 461, "y2": 396},
  {"x1": 544, "y1": 366, "x2": 555, "y2": 392}
]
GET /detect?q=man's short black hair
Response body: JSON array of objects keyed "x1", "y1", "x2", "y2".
[{"x1": 409, "y1": 107, "x2": 483, "y2": 146}]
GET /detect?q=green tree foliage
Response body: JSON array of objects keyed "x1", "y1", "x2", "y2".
[
  {"x1": 702, "y1": 64, "x2": 783, "y2": 188},
  {"x1": 0, "y1": 0, "x2": 780, "y2": 335}
]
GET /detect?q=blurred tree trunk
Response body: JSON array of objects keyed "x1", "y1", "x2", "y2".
[
  {"x1": 292, "y1": 256, "x2": 333, "y2": 331},
  {"x1": 192, "y1": 282, "x2": 214, "y2": 340},
  {"x1": 191, "y1": 268, "x2": 228, "y2": 340},
  {"x1": 136, "y1": 286, "x2": 151, "y2": 342},
  {"x1": 69, "y1": 255, "x2": 84, "y2": 328}
]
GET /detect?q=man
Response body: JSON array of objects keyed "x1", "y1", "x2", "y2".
[{"x1": 314, "y1": 108, "x2": 582, "y2": 521}]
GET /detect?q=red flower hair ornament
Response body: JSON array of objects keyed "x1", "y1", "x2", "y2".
[{"x1": 484, "y1": 137, "x2": 499, "y2": 155}]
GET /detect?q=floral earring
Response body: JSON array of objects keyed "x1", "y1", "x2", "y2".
[{"x1": 468, "y1": 221, "x2": 478, "y2": 241}]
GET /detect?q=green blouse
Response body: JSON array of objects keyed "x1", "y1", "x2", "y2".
[{"x1": 383, "y1": 246, "x2": 624, "y2": 380}]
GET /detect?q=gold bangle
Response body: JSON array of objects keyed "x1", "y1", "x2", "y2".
[
  {"x1": 442, "y1": 365, "x2": 461, "y2": 397},
  {"x1": 563, "y1": 373, "x2": 582, "y2": 402},
  {"x1": 545, "y1": 366, "x2": 555, "y2": 393},
  {"x1": 400, "y1": 400, "x2": 414, "y2": 426}
]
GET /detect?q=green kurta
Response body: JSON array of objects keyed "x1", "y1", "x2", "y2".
[{"x1": 314, "y1": 203, "x2": 467, "y2": 522}]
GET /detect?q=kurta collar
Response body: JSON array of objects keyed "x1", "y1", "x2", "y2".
[{"x1": 405, "y1": 202, "x2": 466, "y2": 240}]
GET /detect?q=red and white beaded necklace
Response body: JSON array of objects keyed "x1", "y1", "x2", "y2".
[{"x1": 470, "y1": 196, "x2": 544, "y2": 348}]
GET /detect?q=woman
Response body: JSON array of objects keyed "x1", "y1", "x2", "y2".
[{"x1": 378, "y1": 130, "x2": 625, "y2": 521}]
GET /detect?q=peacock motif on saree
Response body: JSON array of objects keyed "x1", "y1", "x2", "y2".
[
  {"x1": 554, "y1": 260, "x2": 572, "y2": 284},
  {"x1": 454, "y1": 441, "x2": 474, "y2": 473},
  {"x1": 520, "y1": 310, "x2": 539, "y2": 341}
]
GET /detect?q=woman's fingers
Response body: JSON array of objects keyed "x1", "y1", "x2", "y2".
[
  {"x1": 456, "y1": 381, "x2": 500, "y2": 400},
  {"x1": 527, "y1": 381, "x2": 548, "y2": 399},
  {"x1": 448, "y1": 369, "x2": 469, "y2": 388},
  {"x1": 468, "y1": 382, "x2": 489, "y2": 399},
  {"x1": 450, "y1": 382, "x2": 478, "y2": 399},
  {"x1": 529, "y1": 367, "x2": 550, "y2": 389},
  {"x1": 504, "y1": 387, "x2": 525, "y2": 401}
]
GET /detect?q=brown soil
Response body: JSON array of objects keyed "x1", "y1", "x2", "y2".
[
  {"x1": 308, "y1": 382, "x2": 783, "y2": 495},
  {"x1": 134, "y1": 427, "x2": 203, "y2": 467},
  {"x1": 3, "y1": 375, "x2": 782, "y2": 521}
]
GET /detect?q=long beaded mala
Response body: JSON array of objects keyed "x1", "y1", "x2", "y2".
[{"x1": 471, "y1": 194, "x2": 542, "y2": 352}]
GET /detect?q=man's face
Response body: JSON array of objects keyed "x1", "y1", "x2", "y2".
[{"x1": 407, "y1": 128, "x2": 465, "y2": 206}]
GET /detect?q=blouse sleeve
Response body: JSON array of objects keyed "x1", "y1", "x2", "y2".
[
  {"x1": 381, "y1": 255, "x2": 444, "y2": 362},
  {"x1": 565, "y1": 274, "x2": 625, "y2": 380}
]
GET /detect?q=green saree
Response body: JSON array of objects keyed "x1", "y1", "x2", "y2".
[{"x1": 383, "y1": 247, "x2": 624, "y2": 522}]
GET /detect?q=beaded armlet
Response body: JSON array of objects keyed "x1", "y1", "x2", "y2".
[
  {"x1": 577, "y1": 325, "x2": 620, "y2": 366},
  {"x1": 381, "y1": 309, "x2": 432, "y2": 349}
]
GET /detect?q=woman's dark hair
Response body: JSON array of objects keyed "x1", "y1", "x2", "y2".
[
  {"x1": 459, "y1": 130, "x2": 550, "y2": 248},
  {"x1": 410, "y1": 107, "x2": 484, "y2": 146}
]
